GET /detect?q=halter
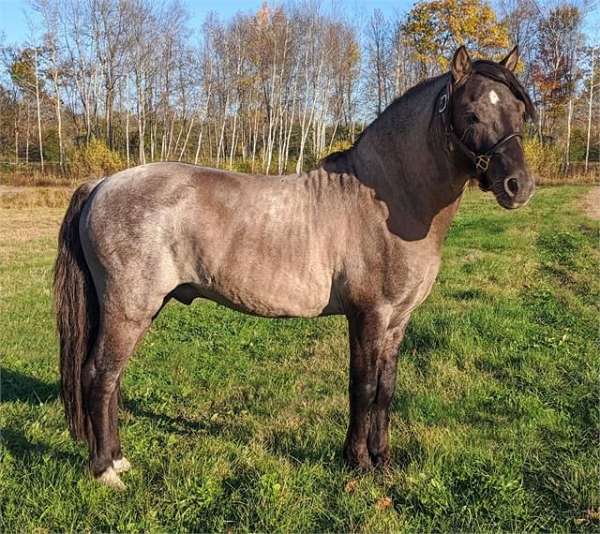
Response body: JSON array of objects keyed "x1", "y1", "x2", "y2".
[{"x1": 437, "y1": 76, "x2": 522, "y2": 176}]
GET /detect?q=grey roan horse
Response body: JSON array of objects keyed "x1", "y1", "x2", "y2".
[{"x1": 54, "y1": 47, "x2": 536, "y2": 489}]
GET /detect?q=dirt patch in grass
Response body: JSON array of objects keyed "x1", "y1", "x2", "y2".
[{"x1": 579, "y1": 186, "x2": 600, "y2": 220}]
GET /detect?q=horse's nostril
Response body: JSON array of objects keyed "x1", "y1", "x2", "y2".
[{"x1": 504, "y1": 177, "x2": 519, "y2": 198}]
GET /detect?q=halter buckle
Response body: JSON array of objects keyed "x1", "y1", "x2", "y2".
[{"x1": 475, "y1": 154, "x2": 491, "y2": 173}]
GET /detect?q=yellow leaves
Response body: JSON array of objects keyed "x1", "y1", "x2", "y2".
[
  {"x1": 255, "y1": 2, "x2": 270, "y2": 28},
  {"x1": 404, "y1": 0, "x2": 510, "y2": 71},
  {"x1": 68, "y1": 139, "x2": 123, "y2": 179}
]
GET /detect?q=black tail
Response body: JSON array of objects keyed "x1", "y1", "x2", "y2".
[{"x1": 53, "y1": 182, "x2": 98, "y2": 442}]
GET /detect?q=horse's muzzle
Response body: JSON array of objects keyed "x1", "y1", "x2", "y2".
[{"x1": 491, "y1": 173, "x2": 535, "y2": 209}]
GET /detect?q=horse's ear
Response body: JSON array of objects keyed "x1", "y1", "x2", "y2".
[
  {"x1": 500, "y1": 46, "x2": 519, "y2": 72},
  {"x1": 451, "y1": 46, "x2": 472, "y2": 83}
]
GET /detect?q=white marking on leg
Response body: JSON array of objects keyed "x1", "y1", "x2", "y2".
[
  {"x1": 96, "y1": 466, "x2": 126, "y2": 491},
  {"x1": 489, "y1": 90, "x2": 499, "y2": 105},
  {"x1": 113, "y1": 456, "x2": 132, "y2": 474}
]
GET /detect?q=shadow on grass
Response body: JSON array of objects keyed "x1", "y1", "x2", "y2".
[
  {"x1": 122, "y1": 397, "x2": 211, "y2": 435},
  {"x1": 1, "y1": 367, "x2": 426, "y2": 472},
  {"x1": 263, "y1": 425, "x2": 346, "y2": 467},
  {"x1": 1, "y1": 427, "x2": 83, "y2": 466},
  {"x1": 1, "y1": 365, "x2": 214, "y2": 432},
  {"x1": 1, "y1": 367, "x2": 59, "y2": 404}
]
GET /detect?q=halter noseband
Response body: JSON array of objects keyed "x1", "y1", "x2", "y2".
[{"x1": 438, "y1": 76, "x2": 522, "y2": 177}]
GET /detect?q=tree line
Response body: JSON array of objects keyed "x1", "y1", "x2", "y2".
[{"x1": 0, "y1": 0, "x2": 597, "y2": 180}]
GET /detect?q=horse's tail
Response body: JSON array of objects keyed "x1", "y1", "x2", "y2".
[{"x1": 53, "y1": 182, "x2": 99, "y2": 442}]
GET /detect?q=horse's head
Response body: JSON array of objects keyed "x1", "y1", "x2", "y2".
[{"x1": 447, "y1": 46, "x2": 537, "y2": 209}]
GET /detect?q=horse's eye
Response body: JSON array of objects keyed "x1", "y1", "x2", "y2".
[{"x1": 467, "y1": 113, "x2": 480, "y2": 124}]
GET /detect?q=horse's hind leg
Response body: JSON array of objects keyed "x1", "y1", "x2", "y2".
[
  {"x1": 108, "y1": 378, "x2": 132, "y2": 474},
  {"x1": 82, "y1": 310, "x2": 151, "y2": 489}
]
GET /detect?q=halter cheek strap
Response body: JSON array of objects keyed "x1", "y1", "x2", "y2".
[{"x1": 438, "y1": 79, "x2": 522, "y2": 176}]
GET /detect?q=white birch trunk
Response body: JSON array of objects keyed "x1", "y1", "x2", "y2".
[
  {"x1": 565, "y1": 98, "x2": 573, "y2": 171},
  {"x1": 33, "y1": 48, "x2": 44, "y2": 173},
  {"x1": 585, "y1": 50, "x2": 595, "y2": 174}
]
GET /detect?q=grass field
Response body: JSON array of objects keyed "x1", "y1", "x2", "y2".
[{"x1": 1, "y1": 186, "x2": 598, "y2": 532}]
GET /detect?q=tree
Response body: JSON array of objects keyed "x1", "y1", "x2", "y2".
[
  {"x1": 365, "y1": 9, "x2": 391, "y2": 116},
  {"x1": 531, "y1": 3, "x2": 583, "y2": 137},
  {"x1": 402, "y1": 0, "x2": 510, "y2": 76},
  {"x1": 8, "y1": 47, "x2": 46, "y2": 168},
  {"x1": 0, "y1": 0, "x2": 595, "y2": 178}
]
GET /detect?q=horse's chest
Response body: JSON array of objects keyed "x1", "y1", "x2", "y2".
[
  {"x1": 363, "y1": 237, "x2": 442, "y2": 313},
  {"x1": 395, "y1": 247, "x2": 440, "y2": 306}
]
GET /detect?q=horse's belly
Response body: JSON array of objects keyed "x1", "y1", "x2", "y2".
[
  {"x1": 198, "y1": 266, "x2": 335, "y2": 318},
  {"x1": 185, "y1": 238, "x2": 337, "y2": 318}
]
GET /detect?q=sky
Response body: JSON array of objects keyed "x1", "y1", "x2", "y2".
[
  {"x1": 0, "y1": 0, "x2": 597, "y2": 46},
  {"x1": 0, "y1": 0, "x2": 413, "y2": 45}
]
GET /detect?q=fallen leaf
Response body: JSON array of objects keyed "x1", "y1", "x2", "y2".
[
  {"x1": 345, "y1": 479, "x2": 358, "y2": 493},
  {"x1": 574, "y1": 508, "x2": 600, "y2": 525},
  {"x1": 586, "y1": 508, "x2": 600, "y2": 521},
  {"x1": 375, "y1": 496, "x2": 393, "y2": 510}
]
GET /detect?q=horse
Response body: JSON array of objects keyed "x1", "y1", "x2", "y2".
[{"x1": 54, "y1": 46, "x2": 536, "y2": 489}]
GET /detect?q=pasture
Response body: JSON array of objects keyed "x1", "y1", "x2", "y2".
[{"x1": 0, "y1": 186, "x2": 598, "y2": 532}]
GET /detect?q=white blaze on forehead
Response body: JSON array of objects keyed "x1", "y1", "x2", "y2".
[{"x1": 489, "y1": 90, "x2": 500, "y2": 105}]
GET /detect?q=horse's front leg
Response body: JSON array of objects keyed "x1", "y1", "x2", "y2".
[
  {"x1": 367, "y1": 317, "x2": 409, "y2": 467},
  {"x1": 343, "y1": 308, "x2": 408, "y2": 470}
]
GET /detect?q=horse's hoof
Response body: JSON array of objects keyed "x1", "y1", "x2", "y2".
[
  {"x1": 344, "y1": 445, "x2": 373, "y2": 471},
  {"x1": 370, "y1": 451, "x2": 390, "y2": 469},
  {"x1": 113, "y1": 456, "x2": 132, "y2": 474},
  {"x1": 96, "y1": 466, "x2": 126, "y2": 491}
]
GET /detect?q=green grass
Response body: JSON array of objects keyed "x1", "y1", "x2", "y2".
[{"x1": 1, "y1": 186, "x2": 598, "y2": 532}]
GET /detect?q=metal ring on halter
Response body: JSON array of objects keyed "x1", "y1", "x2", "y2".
[{"x1": 438, "y1": 94, "x2": 448, "y2": 114}]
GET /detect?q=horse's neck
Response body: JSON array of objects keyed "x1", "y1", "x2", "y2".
[{"x1": 347, "y1": 74, "x2": 467, "y2": 242}]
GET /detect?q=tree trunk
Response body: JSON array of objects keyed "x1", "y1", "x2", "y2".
[
  {"x1": 33, "y1": 48, "x2": 44, "y2": 173},
  {"x1": 179, "y1": 117, "x2": 194, "y2": 161},
  {"x1": 50, "y1": 47, "x2": 65, "y2": 171},
  {"x1": 565, "y1": 98, "x2": 573, "y2": 171},
  {"x1": 229, "y1": 112, "x2": 237, "y2": 169},
  {"x1": 194, "y1": 123, "x2": 204, "y2": 165},
  {"x1": 14, "y1": 103, "x2": 19, "y2": 165},
  {"x1": 136, "y1": 73, "x2": 145, "y2": 165},
  {"x1": 125, "y1": 107, "x2": 130, "y2": 167},
  {"x1": 585, "y1": 49, "x2": 595, "y2": 174},
  {"x1": 25, "y1": 103, "x2": 30, "y2": 164},
  {"x1": 251, "y1": 106, "x2": 260, "y2": 173}
]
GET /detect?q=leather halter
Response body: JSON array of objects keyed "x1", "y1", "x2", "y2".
[{"x1": 438, "y1": 77, "x2": 522, "y2": 176}]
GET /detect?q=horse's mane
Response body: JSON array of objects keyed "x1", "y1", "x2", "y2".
[
  {"x1": 321, "y1": 60, "x2": 536, "y2": 168},
  {"x1": 321, "y1": 74, "x2": 446, "y2": 167}
]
